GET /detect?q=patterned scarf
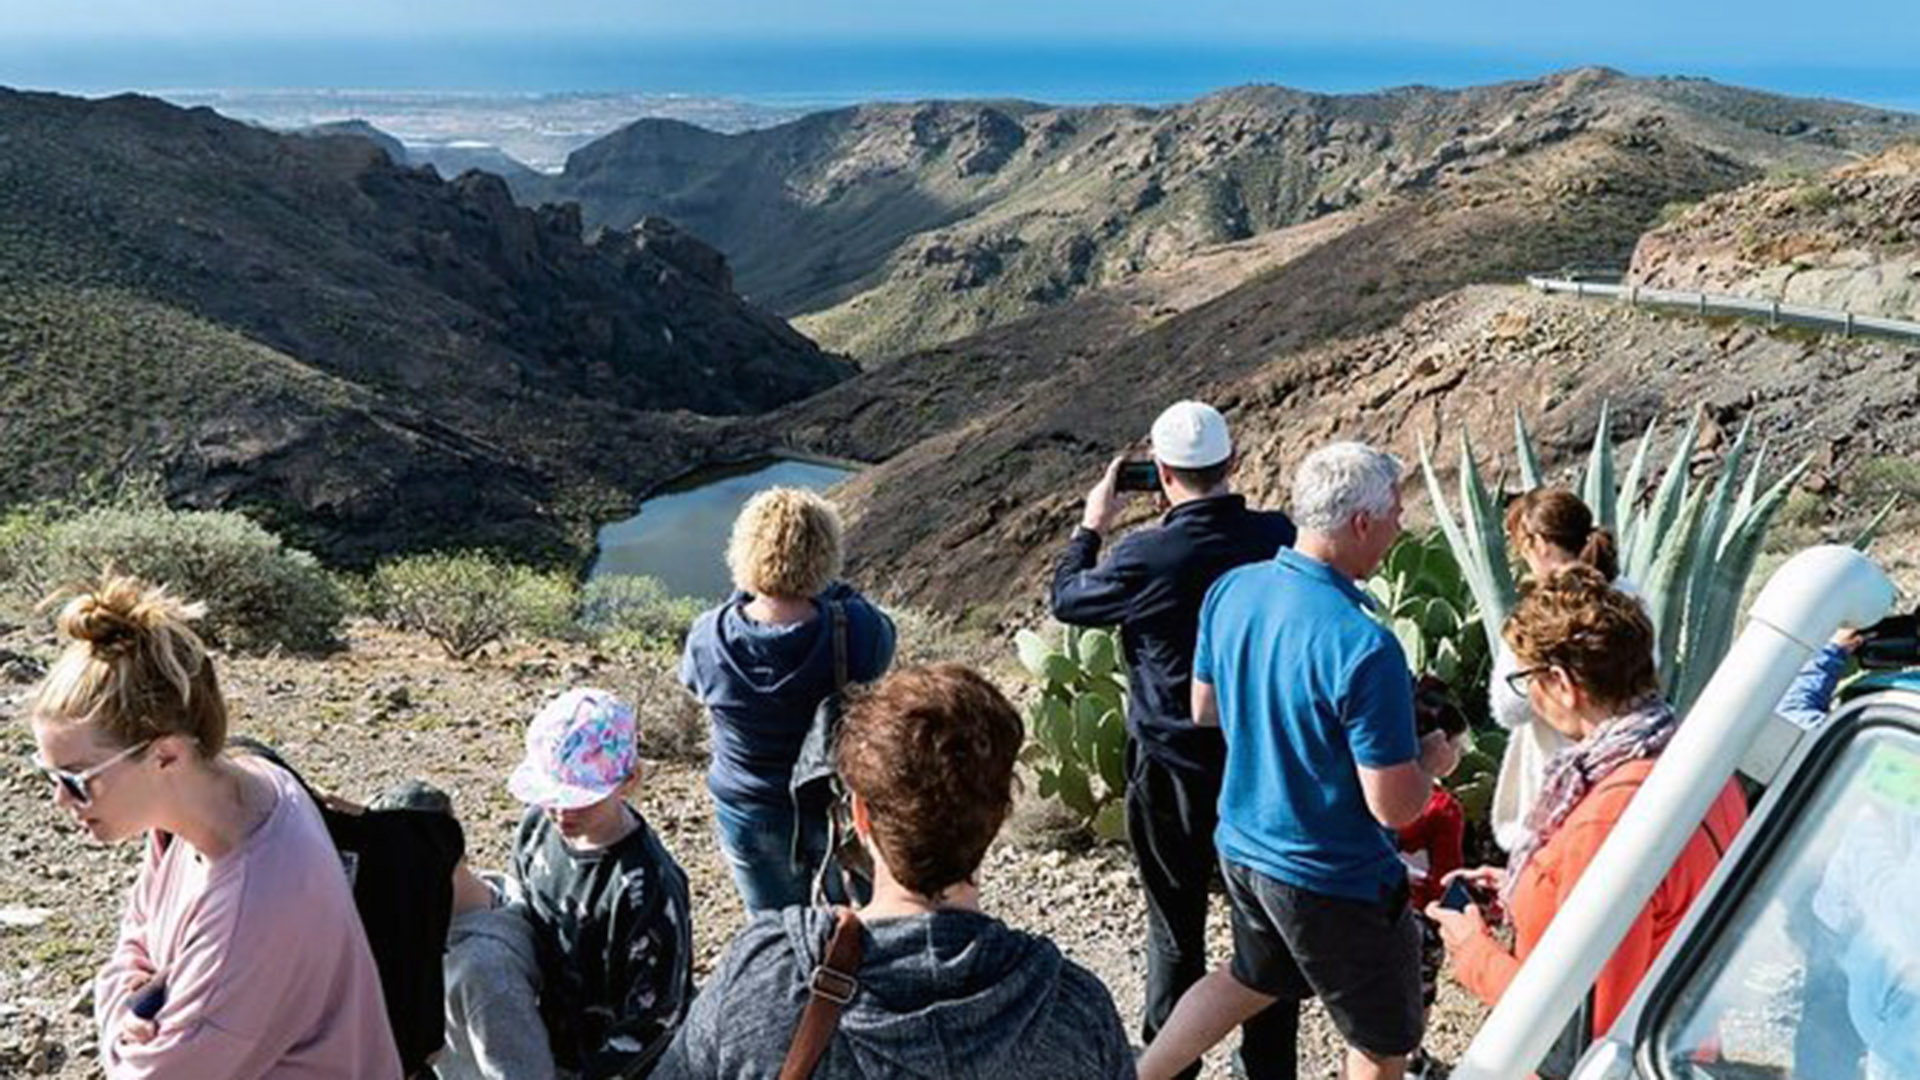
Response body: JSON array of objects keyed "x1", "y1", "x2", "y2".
[{"x1": 1504, "y1": 697, "x2": 1679, "y2": 903}]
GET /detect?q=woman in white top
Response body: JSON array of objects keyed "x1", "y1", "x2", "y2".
[{"x1": 1489, "y1": 488, "x2": 1638, "y2": 851}]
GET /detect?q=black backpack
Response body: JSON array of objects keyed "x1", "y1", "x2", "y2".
[
  {"x1": 788, "y1": 601, "x2": 873, "y2": 904},
  {"x1": 231, "y1": 739, "x2": 465, "y2": 1078}
]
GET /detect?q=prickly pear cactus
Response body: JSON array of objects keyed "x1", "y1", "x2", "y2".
[{"x1": 1015, "y1": 625, "x2": 1130, "y2": 840}]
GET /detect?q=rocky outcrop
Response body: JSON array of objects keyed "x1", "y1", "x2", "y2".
[
  {"x1": 293, "y1": 119, "x2": 409, "y2": 165},
  {"x1": 626, "y1": 216, "x2": 734, "y2": 291},
  {"x1": 1630, "y1": 144, "x2": 1920, "y2": 320}
]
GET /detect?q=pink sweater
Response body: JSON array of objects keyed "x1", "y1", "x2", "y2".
[{"x1": 95, "y1": 759, "x2": 402, "y2": 1079}]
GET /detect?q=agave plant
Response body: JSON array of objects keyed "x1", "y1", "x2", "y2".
[{"x1": 1421, "y1": 403, "x2": 1811, "y2": 714}]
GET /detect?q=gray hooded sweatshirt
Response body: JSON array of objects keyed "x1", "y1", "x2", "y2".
[
  {"x1": 436, "y1": 886, "x2": 557, "y2": 1080},
  {"x1": 652, "y1": 906, "x2": 1135, "y2": 1080}
]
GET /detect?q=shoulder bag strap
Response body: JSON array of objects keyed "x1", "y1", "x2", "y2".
[
  {"x1": 779, "y1": 907, "x2": 865, "y2": 1080},
  {"x1": 830, "y1": 600, "x2": 849, "y2": 692}
]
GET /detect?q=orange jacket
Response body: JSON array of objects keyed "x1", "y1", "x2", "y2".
[{"x1": 1450, "y1": 758, "x2": 1748, "y2": 1039}]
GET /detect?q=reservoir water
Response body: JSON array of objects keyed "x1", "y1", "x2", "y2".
[{"x1": 591, "y1": 456, "x2": 855, "y2": 599}]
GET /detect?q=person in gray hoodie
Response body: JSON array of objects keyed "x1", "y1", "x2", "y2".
[
  {"x1": 370, "y1": 781, "x2": 555, "y2": 1080},
  {"x1": 653, "y1": 664, "x2": 1136, "y2": 1080},
  {"x1": 439, "y1": 866, "x2": 555, "y2": 1080}
]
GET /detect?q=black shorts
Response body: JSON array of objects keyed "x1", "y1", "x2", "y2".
[{"x1": 1221, "y1": 859, "x2": 1425, "y2": 1057}]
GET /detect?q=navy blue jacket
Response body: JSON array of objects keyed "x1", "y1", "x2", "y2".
[
  {"x1": 1050, "y1": 494, "x2": 1296, "y2": 774},
  {"x1": 679, "y1": 583, "x2": 896, "y2": 806}
]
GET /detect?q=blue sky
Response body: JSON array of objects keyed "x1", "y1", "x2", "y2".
[
  {"x1": 2, "y1": 1, "x2": 1917, "y2": 105},
  {"x1": 5, "y1": 0, "x2": 1916, "y2": 59}
]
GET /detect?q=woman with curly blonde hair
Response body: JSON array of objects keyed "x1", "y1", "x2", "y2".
[
  {"x1": 679, "y1": 487, "x2": 896, "y2": 912},
  {"x1": 26, "y1": 572, "x2": 399, "y2": 1078}
]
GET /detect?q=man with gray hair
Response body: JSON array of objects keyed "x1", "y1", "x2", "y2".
[{"x1": 1139, "y1": 442, "x2": 1459, "y2": 1080}]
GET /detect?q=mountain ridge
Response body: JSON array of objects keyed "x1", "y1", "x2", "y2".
[{"x1": 525, "y1": 67, "x2": 1920, "y2": 360}]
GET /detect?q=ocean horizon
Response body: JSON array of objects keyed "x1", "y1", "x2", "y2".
[{"x1": 3, "y1": 36, "x2": 1917, "y2": 114}]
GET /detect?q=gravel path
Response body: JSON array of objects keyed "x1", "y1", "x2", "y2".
[{"x1": 0, "y1": 622, "x2": 1486, "y2": 1077}]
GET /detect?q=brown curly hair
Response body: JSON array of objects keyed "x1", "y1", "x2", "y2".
[
  {"x1": 30, "y1": 572, "x2": 228, "y2": 754},
  {"x1": 1502, "y1": 565, "x2": 1658, "y2": 712},
  {"x1": 836, "y1": 664, "x2": 1024, "y2": 898}
]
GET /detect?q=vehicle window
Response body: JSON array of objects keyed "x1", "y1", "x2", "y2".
[{"x1": 1650, "y1": 725, "x2": 1920, "y2": 1080}]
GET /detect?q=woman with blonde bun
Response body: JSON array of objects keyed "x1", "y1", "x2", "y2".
[{"x1": 26, "y1": 573, "x2": 400, "y2": 1079}]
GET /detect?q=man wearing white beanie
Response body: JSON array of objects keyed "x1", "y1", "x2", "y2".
[{"x1": 1050, "y1": 400, "x2": 1300, "y2": 1080}]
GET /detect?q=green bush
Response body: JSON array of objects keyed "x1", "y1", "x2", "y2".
[
  {"x1": 4, "y1": 502, "x2": 346, "y2": 652},
  {"x1": 0, "y1": 503, "x2": 59, "y2": 609},
  {"x1": 578, "y1": 574, "x2": 702, "y2": 656},
  {"x1": 1014, "y1": 625, "x2": 1129, "y2": 841},
  {"x1": 372, "y1": 552, "x2": 580, "y2": 660},
  {"x1": 1791, "y1": 183, "x2": 1840, "y2": 214},
  {"x1": 1656, "y1": 200, "x2": 1699, "y2": 226},
  {"x1": 620, "y1": 646, "x2": 709, "y2": 761},
  {"x1": 1850, "y1": 457, "x2": 1920, "y2": 514}
]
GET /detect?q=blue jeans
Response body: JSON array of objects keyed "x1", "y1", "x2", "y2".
[{"x1": 712, "y1": 795, "x2": 839, "y2": 913}]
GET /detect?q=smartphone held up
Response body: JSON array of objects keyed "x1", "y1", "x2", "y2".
[{"x1": 1116, "y1": 459, "x2": 1161, "y2": 493}]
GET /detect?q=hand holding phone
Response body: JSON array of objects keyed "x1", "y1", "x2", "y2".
[{"x1": 1439, "y1": 876, "x2": 1476, "y2": 913}]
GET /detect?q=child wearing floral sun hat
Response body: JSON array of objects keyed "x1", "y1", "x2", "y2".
[{"x1": 506, "y1": 687, "x2": 694, "y2": 1079}]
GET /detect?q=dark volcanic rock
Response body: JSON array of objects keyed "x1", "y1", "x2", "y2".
[
  {"x1": 0, "y1": 88, "x2": 851, "y2": 564},
  {"x1": 627, "y1": 216, "x2": 734, "y2": 292},
  {"x1": 954, "y1": 108, "x2": 1027, "y2": 177}
]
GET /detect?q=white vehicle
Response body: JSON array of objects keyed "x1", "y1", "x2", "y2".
[{"x1": 1451, "y1": 546, "x2": 1917, "y2": 1080}]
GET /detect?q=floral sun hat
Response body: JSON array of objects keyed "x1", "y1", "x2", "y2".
[{"x1": 508, "y1": 687, "x2": 638, "y2": 810}]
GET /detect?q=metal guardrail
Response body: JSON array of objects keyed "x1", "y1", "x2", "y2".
[{"x1": 1526, "y1": 275, "x2": 1920, "y2": 343}]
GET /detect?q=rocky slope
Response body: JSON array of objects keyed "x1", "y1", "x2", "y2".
[
  {"x1": 827, "y1": 271, "x2": 1920, "y2": 619},
  {"x1": 528, "y1": 68, "x2": 1920, "y2": 360},
  {"x1": 0, "y1": 89, "x2": 851, "y2": 562},
  {"x1": 725, "y1": 124, "x2": 1781, "y2": 608},
  {"x1": 1630, "y1": 143, "x2": 1920, "y2": 319}
]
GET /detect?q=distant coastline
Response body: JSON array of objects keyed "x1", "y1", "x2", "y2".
[{"x1": 3, "y1": 37, "x2": 1917, "y2": 115}]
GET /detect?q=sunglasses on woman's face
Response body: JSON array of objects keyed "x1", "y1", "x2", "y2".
[{"x1": 30, "y1": 740, "x2": 152, "y2": 806}]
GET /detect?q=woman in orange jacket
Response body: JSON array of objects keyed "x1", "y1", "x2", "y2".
[{"x1": 1427, "y1": 567, "x2": 1747, "y2": 1071}]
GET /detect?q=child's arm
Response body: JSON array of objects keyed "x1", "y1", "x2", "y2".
[{"x1": 1429, "y1": 790, "x2": 1467, "y2": 896}]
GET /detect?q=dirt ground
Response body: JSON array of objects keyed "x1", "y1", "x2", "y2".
[{"x1": 0, "y1": 621, "x2": 1491, "y2": 1078}]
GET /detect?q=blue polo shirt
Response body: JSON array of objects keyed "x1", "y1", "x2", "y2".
[{"x1": 1194, "y1": 547, "x2": 1418, "y2": 902}]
